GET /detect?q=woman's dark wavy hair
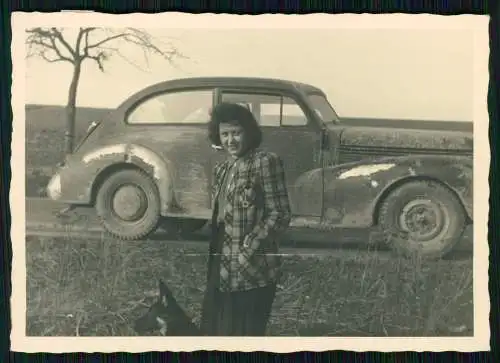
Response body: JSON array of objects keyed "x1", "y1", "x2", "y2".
[{"x1": 208, "y1": 102, "x2": 262, "y2": 149}]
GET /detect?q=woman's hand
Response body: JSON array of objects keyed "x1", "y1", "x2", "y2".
[
  {"x1": 237, "y1": 244, "x2": 252, "y2": 269},
  {"x1": 242, "y1": 234, "x2": 252, "y2": 248},
  {"x1": 245, "y1": 153, "x2": 291, "y2": 249},
  {"x1": 239, "y1": 235, "x2": 253, "y2": 263}
]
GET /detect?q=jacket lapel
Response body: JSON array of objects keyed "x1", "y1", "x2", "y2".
[{"x1": 214, "y1": 160, "x2": 230, "y2": 202}]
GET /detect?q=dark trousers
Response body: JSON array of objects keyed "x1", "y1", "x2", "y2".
[
  {"x1": 211, "y1": 284, "x2": 276, "y2": 336},
  {"x1": 200, "y1": 221, "x2": 277, "y2": 336}
]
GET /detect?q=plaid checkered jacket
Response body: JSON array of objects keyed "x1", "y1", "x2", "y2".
[{"x1": 211, "y1": 149, "x2": 292, "y2": 292}]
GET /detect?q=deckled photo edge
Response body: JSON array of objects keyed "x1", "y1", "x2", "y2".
[{"x1": 9, "y1": 12, "x2": 491, "y2": 352}]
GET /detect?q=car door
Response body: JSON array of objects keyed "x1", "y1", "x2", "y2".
[{"x1": 217, "y1": 89, "x2": 324, "y2": 217}]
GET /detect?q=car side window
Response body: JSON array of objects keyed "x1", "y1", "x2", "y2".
[
  {"x1": 221, "y1": 92, "x2": 308, "y2": 127},
  {"x1": 261, "y1": 98, "x2": 308, "y2": 126},
  {"x1": 127, "y1": 89, "x2": 213, "y2": 124}
]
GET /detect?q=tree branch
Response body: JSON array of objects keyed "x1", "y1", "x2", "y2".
[
  {"x1": 83, "y1": 29, "x2": 90, "y2": 56},
  {"x1": 48, "y1": 33, "x2": 74, "y2": 63},
  {"x1": 113, "y1": 49, "x2": 150, "y2": 72},
  {"x1": 88, "y1": 52, "x2": 108, "y2": 71},
  {"x1": 27, "y1": 38, "x2": 54, "y2": 49},
  {"x1": 39, "y1": 50, "x2": 69, "y2": 63},
  {"x1": 76, "y1": 27, "x2": 96, "y2": 58},
  {"x1": 89, "y1": 57, "x2": 104, "y2": 71},
  {"x1": 26, "y1": 28, "x2": 74, "y2": 63},
  {"x1": 85, "y1": 33, "x2": 131, "y2": 50},
  {"x1": 50, "y1": 27, "x2": 77, "y2": 59},
  {"x1": 25, "y1": 27, "x2": 189, "y2": 157},
  {"x1": 74, "y1": 28, "x2": 85, "y2": 59},
  {"x1": 26, "y1": 27, "x2": 188, "y2": 72}
]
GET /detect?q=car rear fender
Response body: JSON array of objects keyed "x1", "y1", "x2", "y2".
[{"x1": 81, "y1": 143, "x2": 176, "y2": 215}]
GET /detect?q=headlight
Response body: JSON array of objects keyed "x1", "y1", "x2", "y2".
[{"x1": 46, "y1": 174, "x2": 61, "y2": 200}]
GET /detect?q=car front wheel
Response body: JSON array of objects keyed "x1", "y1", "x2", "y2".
[
  {"x1": 378, "y1": 180, "x2": 467, "y2": 259},
  {"x1": 95, "y1": 169, "x2": 161, "y2": 240}
]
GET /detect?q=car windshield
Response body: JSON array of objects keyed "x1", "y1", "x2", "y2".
[{"x1": 307, "y1": 93, "x2": 341, "y2": 124}]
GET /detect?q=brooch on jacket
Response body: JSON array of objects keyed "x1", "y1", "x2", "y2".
[{"x1": 238, "y1": 182, "x2": 257, "y2": 208}]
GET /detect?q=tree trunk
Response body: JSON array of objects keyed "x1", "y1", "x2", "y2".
[{"x1": 64, "y1": 60, "x2": 82, "y2": 155}]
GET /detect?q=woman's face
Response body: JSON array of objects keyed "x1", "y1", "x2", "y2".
[{"x1": 219, "y1": 122, "x2": 247, "y2": 158}]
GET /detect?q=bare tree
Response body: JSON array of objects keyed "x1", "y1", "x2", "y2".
[{"x1": 26, "y1": 27, "x2": 187, "y2": 154}]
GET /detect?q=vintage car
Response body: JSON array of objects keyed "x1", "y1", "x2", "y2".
[{"x1": 46, "y1": 77, "x2": 473, "y2": 259}]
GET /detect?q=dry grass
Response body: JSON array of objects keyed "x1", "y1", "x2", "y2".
[{"x1": 26, "y1": 235, "x2": 473, "y2": 337}]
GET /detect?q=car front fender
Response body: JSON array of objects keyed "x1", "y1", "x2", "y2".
[
  {"x1": 54, "y1": 143, "x2": 177, "y2": 215},
  {"x1": 298, "y1": 155, "x2": 473, "y2": 229}
]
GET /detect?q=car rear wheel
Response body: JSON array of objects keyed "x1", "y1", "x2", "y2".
[
  {"x1": 95, "y1": 169, "x2": 161, "y2": 240},
  {"x1": 378, "y1": 180, "x2": 467, "y2": 259}
]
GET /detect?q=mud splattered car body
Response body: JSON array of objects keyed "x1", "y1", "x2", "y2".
[{"x1": 47, "y1": 77, "x2": 473, "y2": 258}]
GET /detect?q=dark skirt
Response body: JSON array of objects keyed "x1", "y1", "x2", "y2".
[{"x1": 200, "y1": 222, "x2": 277, "y2": 336}]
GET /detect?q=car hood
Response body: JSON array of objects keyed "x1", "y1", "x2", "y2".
[{"x1": 332, "y1": 125, "x2": 473, "y2": 151}]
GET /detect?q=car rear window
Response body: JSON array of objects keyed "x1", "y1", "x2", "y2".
[{"x1": 127, "y1": 89, "x2": 214, "y2": 124}]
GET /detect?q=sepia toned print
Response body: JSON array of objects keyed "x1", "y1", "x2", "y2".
[{"x1": 11, "y1": 12, "x2": 489, "y2": 352}]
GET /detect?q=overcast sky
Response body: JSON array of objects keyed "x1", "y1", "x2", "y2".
[{"x1": 25, "y1": 27, "x2": 474, "y2": 121}]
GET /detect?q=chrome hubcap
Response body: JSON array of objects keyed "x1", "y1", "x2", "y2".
[
  {"x1": 112, "y1": 185, "x2": 147, "y2": 221},
  {"x1": 399, "y1": 199, "x2": 445, "y2": 242}
]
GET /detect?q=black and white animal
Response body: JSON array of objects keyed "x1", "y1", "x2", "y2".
[{"x1": 134, "y1": 279, "x2": 201, "y2": 336}]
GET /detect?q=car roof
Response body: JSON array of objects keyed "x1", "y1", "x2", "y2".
[{"x1": 136, "y1": 76, "x2": 325, "y2": 95}]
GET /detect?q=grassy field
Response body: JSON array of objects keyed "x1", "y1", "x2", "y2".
[
  {"x1": 26, "y1": 234, "x2": 473, "y2": 337},
  {"x1": 26, "y1": 105, "x2": 106, "y2": 167},
  {"x1": 25, "y1": 105, "x2": 107, "y2": 197}
]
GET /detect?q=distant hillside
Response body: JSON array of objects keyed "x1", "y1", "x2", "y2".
[
  {"x1": 25, "y1": 104, "x2": 473, "y2": 133},
  {"x1": 26, "y1": 104, "x2": 112, "y2": 137}
]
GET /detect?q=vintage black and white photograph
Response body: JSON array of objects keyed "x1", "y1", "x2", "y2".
[{"x1": 10, "y1": 12, "x2": 489, "y2": 352}]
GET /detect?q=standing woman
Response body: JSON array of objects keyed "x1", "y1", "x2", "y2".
[{"x1": 200, "y1": 102, "x2": 291, "y2": 336}]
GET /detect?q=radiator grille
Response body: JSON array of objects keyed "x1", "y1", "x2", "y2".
[{"x1": 338, "y1": 145, "x2": 473, "y2": 164}]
